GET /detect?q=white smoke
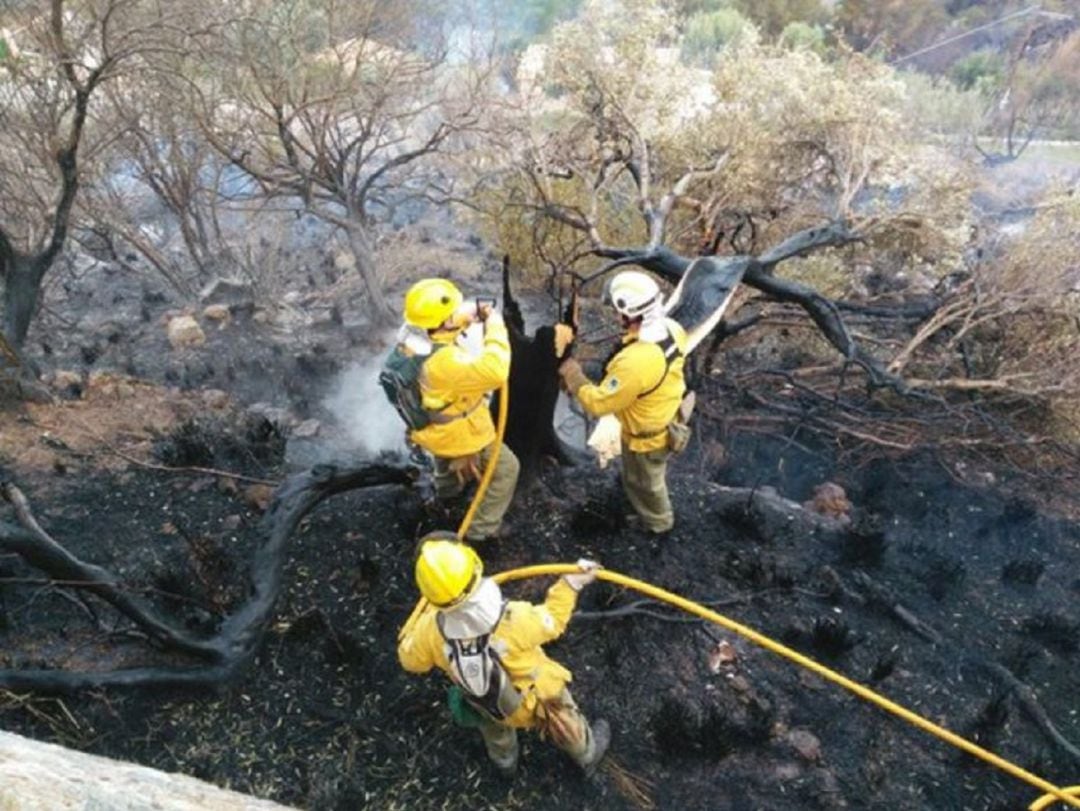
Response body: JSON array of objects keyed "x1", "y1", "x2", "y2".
[
  {"x1": 322, "y1": 322, "x2": 490, "y2": 459},
  {"x1": 324, "y1": 346, "x2": 409, "y2": 457}
]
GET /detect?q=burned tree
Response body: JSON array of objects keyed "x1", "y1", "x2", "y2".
[
  {"x1": 187, "y1": 0, "x2": 496, "y2": 326},
  {"x1": 469, "y1": 6, "x2": 1080, "y2": 471},
  {"x1": 0, "y1": 0, "x2": 170, "y2": 354}
]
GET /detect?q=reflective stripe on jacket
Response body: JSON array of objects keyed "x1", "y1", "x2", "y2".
[
  {"x1": 409, "y1": 318, "x2": 511, "y2": 458},
  {"x1": 572, "y1": 318, "x2": 687, "y2": 453},
  {"x1": 398, "y1": 578, "x2": 579, "y2": 729}
]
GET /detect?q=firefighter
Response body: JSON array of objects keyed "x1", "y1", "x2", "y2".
[
  {"x1": 398, "y1": 278, "x2": 520, "y2": 542},
  {"x1": 398, "y1": 534, "x2": 610, "y2": 777},
  {"x1": 558, "y1": 270, "x2": 688, "y2": 535}
]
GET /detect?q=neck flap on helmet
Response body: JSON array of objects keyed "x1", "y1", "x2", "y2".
[{"x1": 439, "y1": 578, "x2": 505, "y2": 640}]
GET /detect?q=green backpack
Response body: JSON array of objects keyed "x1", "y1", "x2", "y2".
[{"x1": 379, "y1": 345, "x2": 438, "y2": 431}]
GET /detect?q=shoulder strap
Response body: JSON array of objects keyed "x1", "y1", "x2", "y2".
[{"x1": 637, "y1": 331, "x2": 683, "y2": 399}]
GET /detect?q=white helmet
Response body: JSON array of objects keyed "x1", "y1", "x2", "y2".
[{"x1": 606, "y1": 270, "x2": 662, "y2": 320}]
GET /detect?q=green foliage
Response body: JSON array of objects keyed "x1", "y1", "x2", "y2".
[
  {"x1": 836, "y1": 0, "x2": 948, "y2": 59},
  {"x1": 681, "y1": 8, "x2": 758, "y2": 66},
  {"x1": 520, "y1": 0, "x2": 584, "y2": 36},
  {"x1": 498, "y1": 0, "x2": 584, "y2": 50},
  {"x1": 670, "y1": 0, "x2": 728, "y2": 16},
  {"x1": 778, "y1": 21, "x2": 826, "y2": 53},
  {"x1": 730, "y1": 0, "x2": 831, "y2": 37},
  {"x1": 899, "y1": 70, "x2": 986, "y2": 135},
  {"x1": 949, "y1": 50, "x2": 1003, "y2": 92},
  {"x1": 0, "y1": 37, "x2": 7, "y2": 62}
]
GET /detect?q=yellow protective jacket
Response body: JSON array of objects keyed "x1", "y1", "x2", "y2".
[
  {"x1": 566, "y1": 318, "x2": 687, "y2": 453},
  {"x1": 398, "y1": 578, "x2": 579, "y2": 729},
  {"x1": 409, "y1": 318, "x2": 511, "y2": 458}
]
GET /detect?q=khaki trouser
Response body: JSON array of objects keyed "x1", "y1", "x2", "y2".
[
  {"x1": 621, "y1": 445, "x2": 674, "y2": 533},
  {"x1": 477, "y1": 687, "x2": 596, "y2": 770},
  {"x1": 433, "y1": 442, "x2": 520, "y2": 541}
]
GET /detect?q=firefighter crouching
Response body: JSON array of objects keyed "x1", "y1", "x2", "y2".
[{"x1": 398, "y1": 534, "x2": 611, "y2": 776}]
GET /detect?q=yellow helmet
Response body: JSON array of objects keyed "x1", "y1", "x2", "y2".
[
  {"x1": 414, "y1": 533, "x2": 483, "y2": 608},
  {"x1": 404, "y1": 278, "x2": 464, "y2": 330}
]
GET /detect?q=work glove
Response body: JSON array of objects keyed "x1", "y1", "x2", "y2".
[
  {"x1": 564, "y1": 558, "x2": 602, "y2": 591},
  {"x1": 448, "y1": 453, "x2": 483, "y2": 487},
  {"x1": 557, "y1": 357, "x2": 586, "y2": 394},
  {"x1": 553, "y1": 323, "x2": 575, "y2": 359},
  {"x1": 482, "y1": 308, "x2": 504, "y2": 329},
  {"x1": 452, "y1": 301, "x2": 481, "y2": 329}
]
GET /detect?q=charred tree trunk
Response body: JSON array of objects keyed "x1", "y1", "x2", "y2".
[
  {"x1": 1, "y1": 5, "x2": 110, "y2": 353},
  {"x1": 500, "y1": 259, "x2": 587, "y2": 485},
  {"x1": 1, "y1": 250, "x2": 51, "y2": 349}
]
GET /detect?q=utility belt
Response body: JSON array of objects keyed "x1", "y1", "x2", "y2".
[
  {"x1": 629, "y1": 406, "x2": 693, "y2": 454},
  {"x1": 426, "y1": 398, "x2": 483, "y2": 426},
  {"x1": 628, "y1": 426, "x2": 667, "y2": 440}
]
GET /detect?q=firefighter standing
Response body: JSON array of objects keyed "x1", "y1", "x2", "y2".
[
  {"x1": 398, "y1": 534, "x2": 611, "y2": 776},
  {"x1": 397, "y1": 278, "x2": 520, "y2": 543},
  {"x1": 558, "y1": 270, "x2": 688, "y2": 535}
]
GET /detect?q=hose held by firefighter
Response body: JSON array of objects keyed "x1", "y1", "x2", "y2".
[
  {"x1": 398, "y1": 534, "x2": 611, "y2": 776},
  {"x1": 382, "y1": 278, "x2": 520, "y2": 543}
]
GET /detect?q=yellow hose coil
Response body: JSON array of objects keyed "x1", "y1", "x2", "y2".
[{"x1": 477, "y1": 564, "x2": 1080, "y2": 811}]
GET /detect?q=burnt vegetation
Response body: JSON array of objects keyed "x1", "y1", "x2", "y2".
[{"x1": 0, "y1": 1, "x2": 1078, "y2": 809}]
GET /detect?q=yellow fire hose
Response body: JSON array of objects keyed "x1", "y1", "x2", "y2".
[
  {"x1": 469, "y1": 564, "x2": 1077, "y2": 811},
  {"x1": 455, "y1": 379, "x2": 508, "y2": 543},
  {"x1": 398, "y1": 379, "x2": 509, "y2": 641},
  {"x1": 392, "y1": 324, "x2": 1075, "y2": 808}
]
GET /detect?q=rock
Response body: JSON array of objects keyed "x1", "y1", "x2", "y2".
[
  {"x1": 803, "y1": 482, "x2": 852, "y2": 525},
  {"x1": 202, "y1": 304, "x2": 231, "y2": 324},
  {"x1": 203, "y1": 389, "x2": 230, "y2": 410},
  {"x1": 0, "y1": 729, "x2": 297, "y2": 810},
  {"x1": 166, "y1": 316, "x2": 206, "y2": 349},
  {"x1": 707, "y1": 639, "x2": 738, "y2": 673},
  {"x1": 787, "y1": 728, "x2": 823, "y2": 763},
  {"x1": 293, "y1": 418, "x2": 321, "y2": 438},
  {"x1": 243, "y1": 483, "x2": 276, "y2": 512},
  {"x1": 282, "y1": 290, "x2": 303, "y2": 306},
  {"x1": 217, "y1": 476, "x2": 239, "y2": 496},
  {"x1": 774, "y1": 762, "x2": 803, "y2": 781},
  {"x1": 51, "y1": 370, "x2": 82, "y2": 393},
  {"x1": 726, "y1": 673, "x2": 752, "y2": 693},
  {"x1": 333, "y1": 251, "x2": 356, "y2": 272},
  {"x1": 199, "y1": 276, "x2": 253, "y2": 306},
  {"x1": 247, "y1": 403, "x2": 296, "y2": 430}
]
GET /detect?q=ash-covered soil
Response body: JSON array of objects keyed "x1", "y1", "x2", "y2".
[{"x1": 1, "y1": 405, "x2": 1078, "y2": 811}]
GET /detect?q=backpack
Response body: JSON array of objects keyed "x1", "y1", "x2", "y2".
[
  {"x1": 379, "y1": 344, "x2": 442, "y2": 431},
  {"x1": 438, "y1": 614, "x2": 522, "y2": 722}
]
